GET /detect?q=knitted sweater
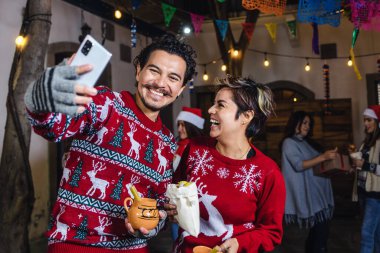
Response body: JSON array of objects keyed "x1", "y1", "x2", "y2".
[
  {"x1": 173, "y1": 137, "x2": 286, "y2": 253},
  {"x1": 27, "y1": 87, "x2": 175, "y2": 252},
  {"x1": 281, "y1": 136, "x2": 334, "y2": 228}
]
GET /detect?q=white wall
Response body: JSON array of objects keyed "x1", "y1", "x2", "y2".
[{"x1": 189, "y1": 17, "x2": 380, "y2": 146}]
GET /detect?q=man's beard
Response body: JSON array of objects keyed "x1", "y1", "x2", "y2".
[{"x1": 138, "y1": 84, "x2": 172, "y2": 112}]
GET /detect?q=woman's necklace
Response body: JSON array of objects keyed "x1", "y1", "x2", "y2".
[{"x1": 216, "y1": 143, "x2": 251, "y2": 160}]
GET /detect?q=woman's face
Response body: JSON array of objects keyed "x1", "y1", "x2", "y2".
[
  {"x1": 296, "y1": 116, "x2": 310, "y2": 137},
  {"x1": 177, "y1": 120, "x2": 188, "y2": 140},
  {"x1": 364, "y1": 116, "x2": 377, "y2": 134},
  {"x1": 208, "y1": 88, "x2": 245, "y2": 140}
]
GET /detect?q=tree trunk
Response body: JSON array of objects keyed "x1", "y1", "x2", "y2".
[
  {"x1": 0, "y1": 0, "x2": 51, "y2": 252},
  {"x1": 208, "y1": 1, "x2": 259, "y2": 76}
]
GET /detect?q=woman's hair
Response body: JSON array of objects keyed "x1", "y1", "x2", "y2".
[
  {"x1": 279, "y1": 110, "x2": 323, "y2": 152},
  {"x1": 363, "y1": 118, "x2": 380, "y2": 148},
  {"x1": 133, "y1": 34, "x2": 197, "y2": 85},
  {"x1": 182, "y1": 121, "x2": 204, "y2": 139},
  {"x1": 216, "y1": 76, "x2": 275, "y2": 138}
]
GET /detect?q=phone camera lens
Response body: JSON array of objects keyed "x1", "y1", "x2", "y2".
[{"x1": 81, "y1": 40, "x2": 93, "y2": 56}]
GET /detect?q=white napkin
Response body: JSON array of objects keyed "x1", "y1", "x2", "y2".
[{"x1": 166, "y1": 183, "x2": 200, "y2": 237}]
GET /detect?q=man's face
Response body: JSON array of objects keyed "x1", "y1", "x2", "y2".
[{"x1": 135, "y1": 50, "x2": 186, "y2": 119}]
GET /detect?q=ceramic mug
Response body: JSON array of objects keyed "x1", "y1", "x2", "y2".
[
  {"x1": 193, "y1": 246, "x2": 222, "y2": 253},
  {"x1": 124, "y1": 197, "x2": 159, "y2": 230}
]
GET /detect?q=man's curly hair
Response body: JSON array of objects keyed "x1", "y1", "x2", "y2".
[{"x1": 133, "y1": 34, "x2": 197, "y2": 86}]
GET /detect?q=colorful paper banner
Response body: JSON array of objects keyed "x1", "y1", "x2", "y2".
[
  {"x1": 190, "y1": 13, "x2": 204, "y2": 37},
  {"x1": 265, "y1": 23, "x2": 277, "y2": 43},
  {"x1": 161, "y1": 2, "x2": 177, "y2": 27},
  {"x1": 215, "y1": 19, "x2": 229, "y2": 41},
  {"x1": 242, "y1": 22, "x2": 255, "y2": 42}
]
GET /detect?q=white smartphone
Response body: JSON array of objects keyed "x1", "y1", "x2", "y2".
[{"x1": 70, "y1": 35, "x2": 112, "y2": 87}]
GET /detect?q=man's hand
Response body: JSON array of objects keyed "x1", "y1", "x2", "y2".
[
  {"x1": 124, "y1": 210, "x2": 167, "y2": 239},
  {"x1": 24, "y1": 59, "x2": 98, "y2": 116}
]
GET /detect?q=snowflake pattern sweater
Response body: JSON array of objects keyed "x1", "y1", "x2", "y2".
[
  {"x1": 173, "y1": 137, "x2": 286, "y2": 253},
  {"x1": 27, "y1": 87, "x2": 175, "y2": 252}
]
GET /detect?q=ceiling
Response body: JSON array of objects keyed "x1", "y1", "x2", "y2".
[{"x1": 63, "y1": 0, "x2": 300, "y2": 37}]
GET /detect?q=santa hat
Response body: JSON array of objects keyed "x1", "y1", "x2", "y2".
[
  {"x1": 363, "y1": 105, "x2": 380, "y2": 126},
  {"x1": 176, "y1": 107, "x2": 205, "y2": 129},
  {"x1": 363, "y1": 105, "x2": 380, "y2": 120}
]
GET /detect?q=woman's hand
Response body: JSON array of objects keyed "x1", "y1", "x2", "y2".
[
  {"x1": 163, "y1": 203, "x2": 178, "y2": 222},
  {"x1": 215, "y1": 238, "x2": 239, "y2": 253},
  {"x1": 352, "y1": 158, "x2": 364, "y2": 169},
  {"x1": 322, "y1": 147, "x2": 338, "y2": 161}
]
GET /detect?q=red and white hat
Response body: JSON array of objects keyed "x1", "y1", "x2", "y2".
[
  {"x1": 176, "y1": 107, "x2": 205, "y2": 129},
  {"x1": 363, "y1": 105, "x2": 380, "y2": 126}
]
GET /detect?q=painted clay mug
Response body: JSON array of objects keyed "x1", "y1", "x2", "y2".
[
  {"x1": 193, "y1": 246, "x2": 222, "y2": 253},
  {"x1": 124, "y1": 197, "x2": 159, "y2": 230}
]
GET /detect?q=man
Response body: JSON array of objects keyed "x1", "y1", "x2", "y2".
[{"x1": 24, "y1": 34, "x2": 196, "y2": 252}]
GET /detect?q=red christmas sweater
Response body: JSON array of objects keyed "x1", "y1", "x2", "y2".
[
  {"x1": 173, "y1": 137, "x2": 286, "y2": 253},
  {"x1": 27, "y1": 87, "x2": 176, "y2": 252}
]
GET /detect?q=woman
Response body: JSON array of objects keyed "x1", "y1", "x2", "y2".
[
  {"x1": 280, "y1": 111, "x2": 337, "y2": 253},
  {"x1": 167, "y1": 77, "x2": 286, "y2": 253},
  {"x1": 173, "y1": 107, "x2": 205, "y2": 172},
  {"x1": 171, "y1": 107, "x2": 205, "y2": 241},
  {"x1": 351, "y1": 105, "x2": 380, "y2": 253}
]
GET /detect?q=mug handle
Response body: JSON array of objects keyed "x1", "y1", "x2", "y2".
[{"x1": 124, "y1": 197, "x2": 133, "y2": 214}]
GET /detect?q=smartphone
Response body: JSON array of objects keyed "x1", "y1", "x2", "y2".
[{"x1": 70, "y1": 35, "x2": 112, "y2": 87}]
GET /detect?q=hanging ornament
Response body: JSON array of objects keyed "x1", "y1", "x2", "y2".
[
  {"x1": 323, "y1": 64, "x2": 331, "y2": 115},
  {"x1": 188, "y1": 78, "x2": 194, "y2": 94},
  {"x1": 131, "y1": 19, "x2": 137, "y2": 48},
  {"x1": 351, "y1": 28, "x2": 359, "y2": 48},
  {"x1": 312, "y1": 23, "x2": 320, "y2": 54},
  {"x1": 349, "y1": 48, "x2": 362, "y2": 80},
  {"x1": 132, "y1": 0, "x2": 141, "y2": 10}
]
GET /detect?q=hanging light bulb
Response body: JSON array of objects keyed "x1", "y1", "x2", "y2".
[
  {"x1": 347, "y1": 56, "x2": 353, "y2": 67},
  {"x1": 305, "y1": 58, "x2": 311, "y2": 72},
  {"x1": 183, "y1": 25, "x2": 191, "y2": 35},
  {"x1": 232, "y1": 49, "x2": 239, "y2": 57},
  {"x1": 263, "y1": 52, "x2": 269, "y2": 67},
  {"x1": 221, "y1": 64, "x2": 227, "y2": 72},
  {"x1": 114, "y1": 9, "x2": 122, "y2": 19},
  {"x1": 15, "y1": 35, "x2": 25, "y2": 47},
  {"x1": 202, "y1": 65, "x2": 209, "y2": 81}
]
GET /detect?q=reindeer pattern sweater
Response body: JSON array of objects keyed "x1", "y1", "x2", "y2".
[
  {"x1": 27, "y1": 87, "x2": 175, "y2": 252},
  {"x1": 173, "y1": 137, "x2": 286, "y2": 253}
]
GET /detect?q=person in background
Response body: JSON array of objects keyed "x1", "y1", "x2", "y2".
[
  {"x1": 166, "y1": 76, "x2": 286, "y2": 253},
  {"x1": 24, "y1": 34, "x2": 197, "y2": 253},
  {"x1": 280, "y1": 110, "x2": 337, "y2": 253},
  {"x1": 170, "y1": 107, "x2": 205, "y2": 242},
  {"x1": 351, "y1": 105, "x2": 380, "y2": 253},
  {"x1": 173, "y1": 107, "x2": 205, "y2": 172}
]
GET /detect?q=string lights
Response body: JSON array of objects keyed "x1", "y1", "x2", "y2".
[
  {"x1": 347, "y1": 56, "x2": 353, "y2": 67},
  {"x1": 114, "y1": 9, "x2": 122, "y2": 19},
  {"x1": 263, "y1": 52, "x2": 270, "y2": 67},
  {"x1": 221, "y1": 64, "x2": 227, "y2": 72},
  {"x1": 304, "y1": 58, "x2": 310, "y2": 72},
  {"x1": 202, "y1": 65, "x2": 209, "y2": 81}
]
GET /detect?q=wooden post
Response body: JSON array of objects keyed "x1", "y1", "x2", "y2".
[{"x1": 0, "y1": 0, "x2": 51, "y2": 252}]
